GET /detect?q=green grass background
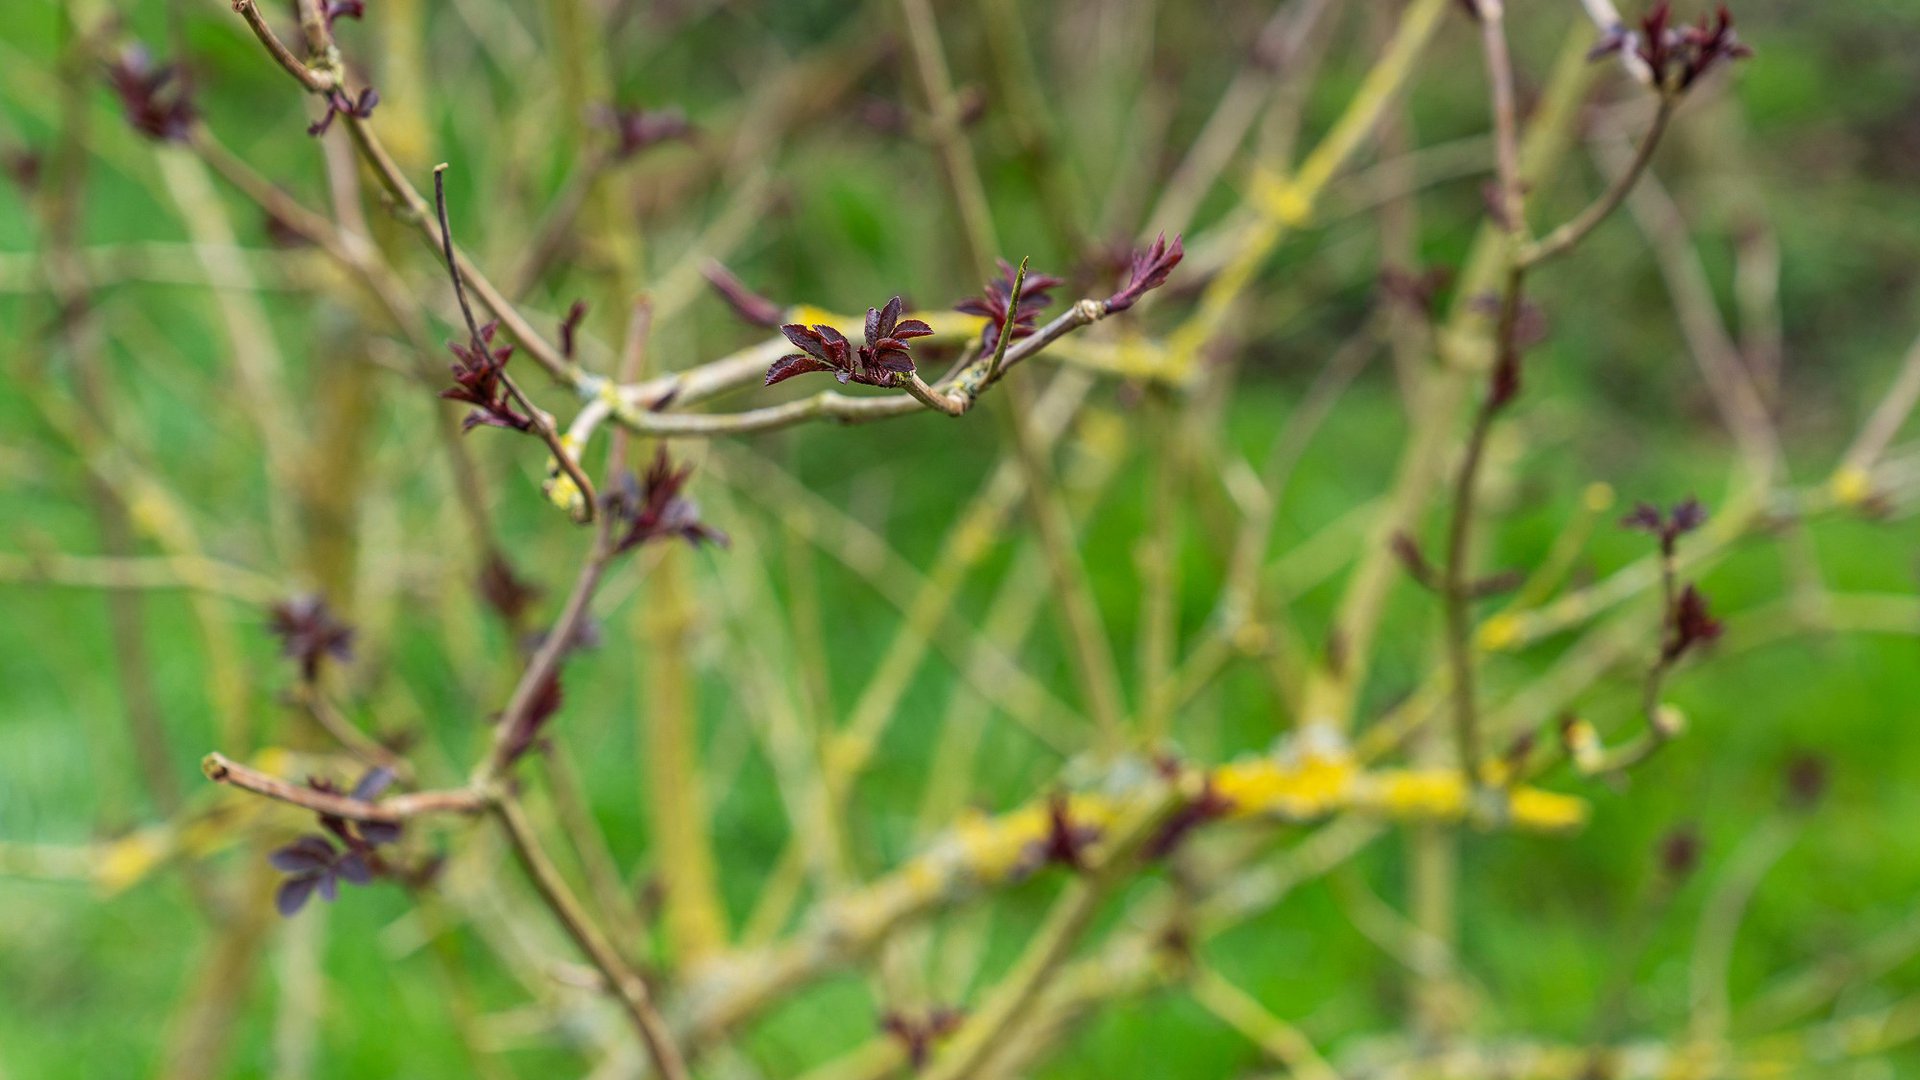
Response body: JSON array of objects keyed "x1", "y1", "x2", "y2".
[{"x1": 3, "y1": 0, "x2": 1919, "y2": 1075}]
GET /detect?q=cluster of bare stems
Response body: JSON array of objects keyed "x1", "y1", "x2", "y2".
[{"x1": 10, "y1": 0, "x2": 1920, "y2": 1076}]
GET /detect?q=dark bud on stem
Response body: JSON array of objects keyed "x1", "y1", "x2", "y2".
[
  {"x1": 701, "y1": 260, "x2": 786, "y2": 328},
  {"x1": 1033, "y1": 791, "x2": 1101, "y2": 872},
  {"x1": 558, "y1": 300, "x2": 589, "y2": 360},
  {"x1": 1663, "y1": 583, "x2": 1723, "y2": 661},
  {"x1": 1103, "y1": 232, "x2": 1184, "y2": 313},
  {"x1": 1623, "y1": 496, "x2": 1721, "y2": 660}
]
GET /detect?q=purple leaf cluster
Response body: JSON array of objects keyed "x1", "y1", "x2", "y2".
[
  {"x1": 765, "y1": 296, "x2": 931, "y2": 388},
  {"x1": 106, "y1": 47, "x2": 195, "y2": 143},
  {"x1": 440, "y1": 321, "x2": 534, "y2": 433},
  {"x1": 611, "y1": 448, "x2": 729, "y2": 554},
  {"x1": 1641, "y1": 2, "x2": 1752, "y2": 91},
  {"x1": 956, "y1": 261, "x2": 1062, "y2": 353},
  {"x1": 1594, "y1": 2, "x2": 1752, "y2": 91},
  {"x1": 270, "y1": 768, "x2": 400, "y2": 916},
  {"x1": 268, "y1": 595, "x2": 355, "y2": 682},
  {"x1": 1620, "y1": 496, "x2": 1707, "y2": 556},
  {"x1": 1622, "y1": 498, "x2": 1720, "y2": 660}
]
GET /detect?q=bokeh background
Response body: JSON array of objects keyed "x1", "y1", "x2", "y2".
[{"x1": 3, "y1": 0, "x2": 1919, "y2": 1076}]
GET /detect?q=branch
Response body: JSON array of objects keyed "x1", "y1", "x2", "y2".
[
  {"x1": 1520, "y1": 98, "x2": 1674, "y2": 268},
  {"x1": 200, "y1": 753, "x2": 486, "y2": 822},
  {"x1": 493, "y1": 794, "x2": 691, "y2": 1080},
  {"x1": 230, "y1": 1, "x2": 337, "y2": 94}
]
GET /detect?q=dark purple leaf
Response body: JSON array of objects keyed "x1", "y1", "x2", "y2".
[
  {"x1": 357, "y1": 820, "x2": 403, "y2": 847},
  {"x1": 765, "y1": 352, "x2": 837, "y2": 387},
  {"x1": 334, "y1": 852, "x2": 374, "y2": 885},
  {"x1": 350, "y1": 766, "x2": 395, "y2": 802},
  {"x1": 269, "y1": 836, "x2": 338, "y2": 874},
  {"x1": 276, "y1": 873, "x2": 320, "y2": 916}
]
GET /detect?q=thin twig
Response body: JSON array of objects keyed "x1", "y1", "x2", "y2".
[
  {"x1": 1521, "y1": 98, "x2": 1674, "y2": 268},
  {"x1": 230, "y1": 0, "x2": 337, "y2": 93},
  {"x1": 492, "y1": 793, "x2": 691, "y2": 1080},
  {"x1": 201, "y1": 753, "x2": 487, "y2": 822}
]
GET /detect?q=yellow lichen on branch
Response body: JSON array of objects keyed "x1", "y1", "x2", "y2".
[{"x1": 923, "y1": 736, "x2": 1586, "y2": 892}]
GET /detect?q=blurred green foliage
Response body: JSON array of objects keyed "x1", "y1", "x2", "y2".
[{"x1": 2, "y1": 0, "x2": 1919, "y2": 1076}]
